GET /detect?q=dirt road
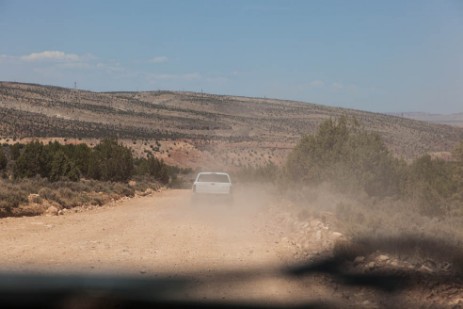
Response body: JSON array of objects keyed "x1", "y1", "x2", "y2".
[
  {"x1": 2, "y1": 188, "x2": 461, "y2": 308},
  {"x1": 0, "y1": 188, "x2": 341, "y2": 306},
  {"x1": 0, "y1": 189, "x2": 290, "y2": 272}
]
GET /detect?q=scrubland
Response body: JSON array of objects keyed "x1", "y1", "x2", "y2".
[
  {"x1": 238, "y1": 117, "x2": 463, "y2": 285},
  {"x1": 1, "y1": 81, "x2": 463, "y2": 306}
]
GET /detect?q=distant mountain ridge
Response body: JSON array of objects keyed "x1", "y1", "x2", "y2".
[
  {"x1": 0, "y1": 81, "x2": 462, "y2": 168},
  {"x1": 389, "y1": 112, "x2": 463, "y2": 127}
]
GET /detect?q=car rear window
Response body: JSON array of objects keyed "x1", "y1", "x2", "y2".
[{"x1": 197, "y1": 174, "x2": 230, "y2": 183}]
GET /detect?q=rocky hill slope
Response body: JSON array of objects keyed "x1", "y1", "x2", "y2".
[
  {"x1": 390, "y1": 112, "x2": 463, "y2": 127},
  {"x1": 1, "y1": 81, "x2": 462, "y2": 168}
]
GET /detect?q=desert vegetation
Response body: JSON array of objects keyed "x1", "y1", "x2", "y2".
[
  {"x1": 217, "y1": 116, "x2": 463, "y2": 306},
  {"x1": 1, "y1": 82, "x2": 463, "y2": 252},
  {"x1": 235, "y1": 117, "x2": 463, "y2": 272},
  {"x1": 1, "y1": 81, "x2": 463, "y2": 168},
  {"x1": 237, "y1": 116, "x2": 463, "y2": 218},
  {"x1": 0, "y1": 178, "x2": 161, "y2": 217},
  {"x1": 0, "y1": 139, "x2": 190, "y2": 217},
  {"x1": 282, "y1": 116, "x2": 463, "y2": 216}
]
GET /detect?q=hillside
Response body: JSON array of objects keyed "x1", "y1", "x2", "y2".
[
  {"x1": 390, "y1": 112, "x2": 463, "y2": 128},
  {"x1": 1, "y1": 81, "x2": 462, "y2": 168}
]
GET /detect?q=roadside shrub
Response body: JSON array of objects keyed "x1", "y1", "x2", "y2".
[
  {"x1": 0, "y1": 175, "x2": 164, "y2": 217},
  {"x1": 89, "y1": 181, "x2": 113, "y2": 194},
  {"x1": 38, "y1": 187, "x2": 59, "y2": 201},
  {"x1": 49, "y1": 150, "x2": 80, "y2": 182},
  {"x1": 112, "y1": 182, "x2": 135, "y2": 197},
  {"x1": 134, "y1": 154, "x2": 169, "y2": 184},
  {"x1": 58, "y1": 187, "x2": 75, "y2": 200},
  {"x1": 131, "y1": 176, "x2": 163, "y2": 191},
  {"x1": 30, "y1": 195, "x2": 43, "y2": 204},
  {"x1": 89, "y1": 195, "x2": 106, "y2": 206},
  {"x1": 14, "y1": 141, "x2": 50, "y2": 178},
  {"x1": 2, "y1": 139, "x2": 180, "y2": 186},
  {"x1": 64, "y1": 143, "x2": 91, "y2": 178},
  {"x1": 0, "y1": 186, "x2": 27, "y2": 214},
  {"x1": 405, "y1": 154, "x2": 459, "y2": 216},
  {"x1": 285, "y1": 116, "x2": 403, "y2": 197},
  {"x1": 16, "y1": 177, "x2": 48, "y2": 194},
  {"x1": 88, "y1": 139, "x2": 134, "y2": 181}
]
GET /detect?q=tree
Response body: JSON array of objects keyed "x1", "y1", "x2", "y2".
[
  {"x1": 134, "y1": 154, "x2": 169, "y2": 184},
  {"x1": 406, "y1": 155, "x2": 456, "y2": 216},
  {"x1": 14, "y1": 141, "x2": 50, "y2": 178},
  {"x1": 10, "y1": 143, "x2": 22, "y2": 160},
  {"x1": 49, "y1": 150, "x2": 80, "y2": 182},
  {"x1": 64, "y1": 143, "x2": 91, "y2": 178},
  {"x1": 0, "y1": 147, "x2": 7, "y2": 171},
  {"x1": 285, "y1": 116, "x2": 402, "y2": 196},
  {"x1": 88, "y1": 139, "x2": 133, "y2": 181},
  {"x1": 344, "y1": 130, "x2": 403, "y2": 196}
]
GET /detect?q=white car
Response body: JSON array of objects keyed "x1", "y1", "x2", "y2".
[{"x1": 191, "y1": 172, "x2": 234, "y2": 205}]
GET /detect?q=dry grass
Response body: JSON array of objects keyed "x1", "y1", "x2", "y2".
[
  {"x1": 0, "y1": 177, "x2": 162, "y2": 218},
  {"x1": 1, "y1": 81, "x2": 462, "y2": 171},
  {"x1": 285, "y1": 183, "x2": 463, "y2": 268}
]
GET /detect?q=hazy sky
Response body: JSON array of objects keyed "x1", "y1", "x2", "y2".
[{"x1": 0, "y1": 0, "x2": 462, "y2": 113}]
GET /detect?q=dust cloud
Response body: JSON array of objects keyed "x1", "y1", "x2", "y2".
[{"x1": 1, "y1": 182, "x2": 462, "y2": 307}]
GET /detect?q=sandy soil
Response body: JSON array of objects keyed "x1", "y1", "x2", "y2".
[
  {"x1": 0, "y1": 188, "x2": 342, "y2": 306},
  {"x1": 1, "y1": 188, "x2": 461, "y2": 308}
]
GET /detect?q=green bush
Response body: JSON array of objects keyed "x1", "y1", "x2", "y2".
[
  {"x1": 37, "y1": 187, "x2": 58, "y2": 201},
  {"x1": 3, "y1": 139, "x2": 176, "y2": 191},
  {"x1": 134, "y1": 154, "x2": 169, "y2": 184},
  {"x1": 14, "y1": 141, "x2": 50, "y2": 178},
  {"x1": 64, "y1": 143, "x2": 91, "y2": 178},
  {"x1": 49, "y1": 150, "x2": 80, "y2": 182},
  {"x1": 405, "y1": 154, "x2": 459, "y2": 216},
  {"x1": 285, "y1": 116, "x2": 403, "y2": 197},
  {"x1": 10, "y1": 143, "x2": 22, "y2": 161},
  {"x1": 284, "y1": 118, "x2": 463, "y2": 218},
  {"x1": 112, "y1": 182, "x2": 135, "y2": 197},
  {"x1": 88, "y1": 139, "x2": 134, "y2": 182},
  {"x1": 0, "y1": 185, "x2": 27, "y2": 214}
]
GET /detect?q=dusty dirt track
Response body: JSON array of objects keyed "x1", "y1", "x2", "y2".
[
  {"x1": 0, "y1": 189, "x2": 293, "y2": 272},
  {"x1": 0, "y1": 188, "x2": 340, "y2": 306},
  {"x1": 1, "y1": 189, "x2": 462, "y2": 308}
]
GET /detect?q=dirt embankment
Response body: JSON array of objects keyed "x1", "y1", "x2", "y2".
[{"x1": 0, "y1": 188, "x2": 462, "y2": 307}]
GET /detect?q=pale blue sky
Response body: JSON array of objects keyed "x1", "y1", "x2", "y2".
[{"x1": 0, "y1": 0, "x2": 462, "y2": 113}]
